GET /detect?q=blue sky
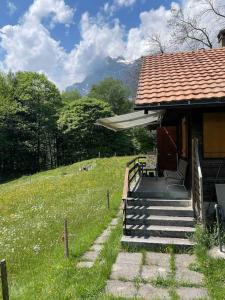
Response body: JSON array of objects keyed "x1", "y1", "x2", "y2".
[
  {"x1": 0, "y1": 0, "x2": 172, "y2": 52},
  {"x1": 0, "y1": 0, "x2": 220, "y2": 89}
]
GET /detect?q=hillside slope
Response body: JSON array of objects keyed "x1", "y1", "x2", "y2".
[{"x1": 0, "y1": 156, "x2": 130, "y2": 299}]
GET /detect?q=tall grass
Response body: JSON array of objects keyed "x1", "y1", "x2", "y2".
[
  {"x1": 0, "y1": 156, "x2": 130, "y2": 299},
  {"x1": 194, "y1": 225, "x2": 225, "y2": 300}
]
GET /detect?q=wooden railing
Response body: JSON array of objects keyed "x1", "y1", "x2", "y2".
[
  {"x1": 122, "y1": 156, "x2": 146, "y2": 232},
  {"x1": 192, "y1": 138, "x2": 205, "y2": 225}
]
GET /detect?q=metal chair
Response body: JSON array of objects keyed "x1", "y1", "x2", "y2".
[{"x1": 164, "y1": 159, "x2": 188, "y2": 191}]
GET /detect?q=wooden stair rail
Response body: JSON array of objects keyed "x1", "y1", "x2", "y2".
[
  {"x1": 122, "y1": 156, "x2": 146, "y2": 233},
  {"x1": 192, "y1": 138, "x2": 205, "y2": 226}
]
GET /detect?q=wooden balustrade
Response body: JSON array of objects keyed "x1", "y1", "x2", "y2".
[
  {"x1": 122, "y1": 156, "x2": 146, "y2": 232},
  {"x1": 192, "y1": 138, "x2": 205, "y2": 225}
]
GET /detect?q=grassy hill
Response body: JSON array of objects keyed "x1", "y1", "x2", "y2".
[{"x1": 0, "y1": 156, "x2": 131, "y2": 299}]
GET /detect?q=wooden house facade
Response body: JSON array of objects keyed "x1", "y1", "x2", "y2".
[{"x1": 97, "y1": 32, "x2": 225, "y2": 248}]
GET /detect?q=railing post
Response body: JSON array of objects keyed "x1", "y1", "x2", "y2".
[
  {"x1": 215, "y1": 204, "x2": 223, "y2": 252},
  {"x1": 0, "y1": 259, "x2": 9, "y2": 300}
]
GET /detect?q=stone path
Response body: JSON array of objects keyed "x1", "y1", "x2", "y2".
[
  {"x1": 76, "y1": 217, "x2": 119, "y2": 268},
  {"x1": 105, "y1": 252, "x2": 208, "y2": 299}
]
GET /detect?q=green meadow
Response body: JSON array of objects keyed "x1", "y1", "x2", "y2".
[
  {"x1": 0, "y1": 156, "x2": 130, "y2": 299},
  {"x1": 1, "y1": 156, "x2": 225, "y2": 300}
]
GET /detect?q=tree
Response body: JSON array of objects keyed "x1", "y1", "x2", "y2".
[
  {"x1": 0, "y1": 73, "x2": 20, "y2": 177},
  {"x1": 147, "y1": 34, "x2": 167, "y2": 54},
  {"x1": 202, "y1": 0, "x2": 225, "y2": 20},
  {"x1": 14, "y1": 72, "x2": 62, "y2": 171},
  {"x1": 61, "y1": 89, "x2": 81, "y2": 103},
  {"x1": 57, "y1": 97, "x2": 135, "y2": 163},
  {"x1": 58, "y1": 98, "x2": 111, "y2": 163},
  {"x1": 131, "y1": 127, "x2": 155, "y2": 154},
  {"x1": 169, "y1": 0, "x2": 225, "y2": 50},
  {"x1": 88, "y1": 77, "x2": 133, "y2": 114},
  {"x1": 0, "y1": 71, "x2": 62, "y2": 175}
]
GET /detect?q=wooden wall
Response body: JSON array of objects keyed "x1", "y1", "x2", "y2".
[{"x1": 163, "y1": 106, "x2": 225, "y2": 203}]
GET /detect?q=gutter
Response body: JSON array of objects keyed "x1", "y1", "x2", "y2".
[{"x1": 134, "y1": 98, "x2": 225, "y2": 111}]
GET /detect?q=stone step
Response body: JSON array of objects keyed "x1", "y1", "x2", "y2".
[
  {"x1": 121, "y1": 235, "x2": 195, "y2": 250},
  {"x1": 126, "y1": 214, "x2": 196, "y2": 227},
  {"x1": 126, "y1": 205, "x2": 194, "y2": 217},
  {"x1": 127, "y1": 198, "x2": 191, "y2": 207},
  {"x1": 124, "y1": 224, "x2": 195, "y2": 238}
]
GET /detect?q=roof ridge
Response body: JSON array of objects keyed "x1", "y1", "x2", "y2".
[{"x1": 142, "y1": 47, "x2": 225, "y2": 59}]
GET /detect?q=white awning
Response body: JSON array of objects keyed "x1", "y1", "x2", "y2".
[{"x1": 96, "y1": 110, "x2": 164, "y2": 131}]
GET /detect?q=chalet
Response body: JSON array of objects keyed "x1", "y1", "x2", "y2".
[{"x1": 97, "y1": 30, "x2": 225, "y2": 249}]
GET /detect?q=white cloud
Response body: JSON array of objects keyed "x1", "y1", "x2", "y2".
[
  {"x1": 0, "y1": 0, "x2": 75, "y2": 89},
  {"x1": 24, "y1": 0, "x2": 74, "y2": 26},
  {"x1": 115, "y1": 0, "x2": 137, "y2": 7},
  {"x1": 64, "y1": 13, "x2": 126, "y2": 84},
  {"x1": 7, "y1": 1, "x2": 17, "y2": 16},
  {"x1": 0, "y1": 0, "x2": 224, "y2": 90},
  {"x1": 103, "y1": 0, "x2": 138, "y2": 15}
]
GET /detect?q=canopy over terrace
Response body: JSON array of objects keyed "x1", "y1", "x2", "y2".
[{"x1": 96, "y1": 110, "x2": 164, "y2": 131}]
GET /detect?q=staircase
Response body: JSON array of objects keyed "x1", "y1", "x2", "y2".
[
  {"x1": 121, "y1": 156, "x2": 197, "y2": 250},
  {"x1": 121, "y1": 196, "x2": 196, "y2": 250}
]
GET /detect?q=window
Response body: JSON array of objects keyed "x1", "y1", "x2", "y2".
[{"x1": 203, "y1": 113, "x2": 225, "y2": 158}]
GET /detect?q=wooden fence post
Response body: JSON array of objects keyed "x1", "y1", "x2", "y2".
[
  {"x1": 107, "y1": 190, "x2": 110, "y2": 209},
  {"x1": 64, "y1": 219, "x2": 69, "y2": 258},
  {"x1": 0, "y1": 259, "x2": 9, "y2": 300}
]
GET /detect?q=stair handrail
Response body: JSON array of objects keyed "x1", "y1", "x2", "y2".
[
  {"x1": 192, "y1": 138, "x2": 205, "y2": 226},
  {"x1": 122, "y1": 156, "x2": 147, "y2": 233}
]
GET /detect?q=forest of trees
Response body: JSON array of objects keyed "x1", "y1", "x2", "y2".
[{"x1": 0, "y1": 73, "x2": 153, "y2": 180}]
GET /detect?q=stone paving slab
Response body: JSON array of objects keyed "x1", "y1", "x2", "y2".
[
  {"x1": 138, "y1": 284, "x2": 170, "y2": 300},
  {"x1": 176, "y1": 268, "x2": 204, "y2": 285},
  {"x1": 109, "y1": 218, "x2": 119, "y2": 226},
  {"x1": 81, "y1": 251, "x2": 99, "y2": 262},
  {"x1": 110, "y1": 262, "x2": 140, "y2": 281},
  {"x1": 177, "y1": 287, "x2": 208, "y2": 300},
  {"x1": 90, "y1": 244, "x2": 103, "y2": 252},
  {"x1": 105, "y1": 280, "x2": 137, "y2": 298},
  {"x1": 115, "y1": 252, "x2": 143, "y2": 265},
  {"x1": 95, "y1": 234, "x2": 109, "y2": 244},
  {"x1": 141, "y1": 265, "x2": 170, "y2": 281},
  {"x1": 145, "y1": 252, "x2": 170, "y2": 267},
  {"x1": 101, "y1": 228, "x2": 111, "y2": 237},
  {"x1": 175, "y1": 254, "x2": 196, "y2": 268},
  {"x1": 76, "y1": 261, "x2": 94, "y2": 269}
]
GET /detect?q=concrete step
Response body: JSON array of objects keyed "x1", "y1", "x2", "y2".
[
  {"x1": 126, "y1": 214, "x2": 196, "y2": 227},
  {"x1": 126, "y1": 205, "x2": 194, "y2": 217},
  {"x1": 130, "y1": 191, "x2": 190, "y2": 200},
  {"x1": 127, "y1": 198, "x2": 191, "y2": 207},
  {"x1": 124, "y1": 224, "x2": 195, "y2": 238},
  {"x1": 121, "y1": 235, "x2": 195, "y2": 250}
]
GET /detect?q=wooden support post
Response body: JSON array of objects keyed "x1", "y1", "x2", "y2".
[
  {"x1": 0, "y1": 259, "x2": 9, "y2": 300},
  {"x1": 107, "y1": 190, "x2": 110, "y2": 209},
  {"x1": 64, "y1": 219, "x2": 69, "y2": 258}
]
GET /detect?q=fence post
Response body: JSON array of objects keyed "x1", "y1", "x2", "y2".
[
  {"x1": 64, "y1": 219, "x2": 69, "y2": 258},
  {"x1": 107, "y1": 190, "x2": 110, "y2": 209},
  {"x1": 0, "y1": 259, "x2": 9, "y2": 300}
]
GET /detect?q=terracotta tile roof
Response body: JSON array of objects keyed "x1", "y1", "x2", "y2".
[{"x1": 136, "y1": 47, "x2": 225, "y2": 106}]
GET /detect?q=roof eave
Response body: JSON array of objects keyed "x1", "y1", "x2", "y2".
[{"x1": 134, "y1": 98, "x2": 225, "y2": 110}]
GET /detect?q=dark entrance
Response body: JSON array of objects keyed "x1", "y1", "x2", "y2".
[{"x1": 157, "y1": 126, "x2": 178, "y2": 171}]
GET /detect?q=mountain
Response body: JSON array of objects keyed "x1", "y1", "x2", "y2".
[{"x1": 66, "y1": 56, "x2": 141, "y2": 98}]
